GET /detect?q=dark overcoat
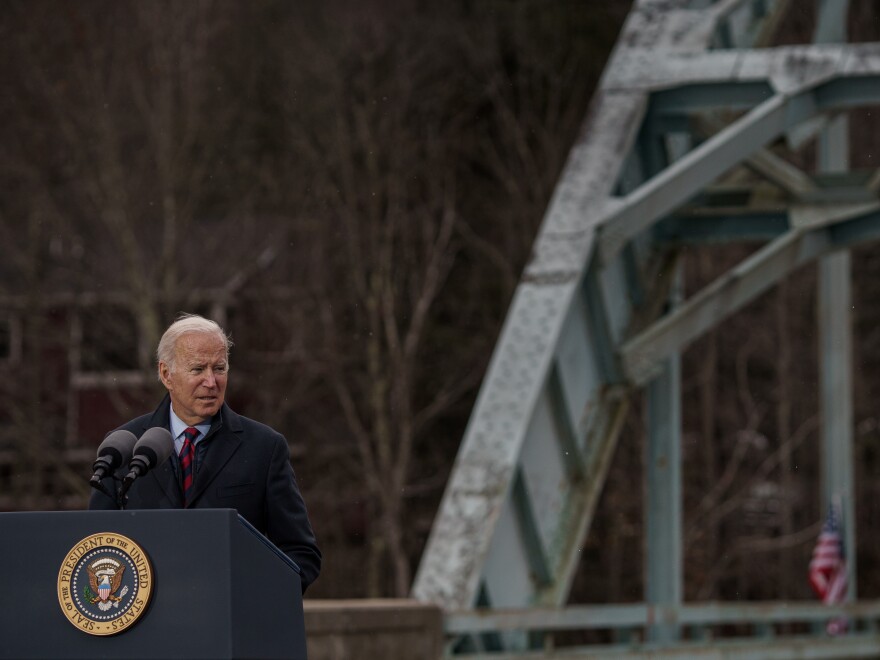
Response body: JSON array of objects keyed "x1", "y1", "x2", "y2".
[{"x1": 89, "y1": 395, "x2": 321, "y2": 591}]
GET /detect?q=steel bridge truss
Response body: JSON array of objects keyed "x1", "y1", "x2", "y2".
[{"x1": 414, "y1": 0, "x2": 880, "y2": 656}]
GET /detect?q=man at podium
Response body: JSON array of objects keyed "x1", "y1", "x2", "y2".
[{"x1": 89, "y1": 314, "x2": 321, "y2": 592}]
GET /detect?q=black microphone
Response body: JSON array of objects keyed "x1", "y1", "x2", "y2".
[
  {"x1": 89, "y1": 430, "x2": 137, "y2": 494},
  {"x1": 120, "y1": 427, "x2": 174, "y2": 498}
]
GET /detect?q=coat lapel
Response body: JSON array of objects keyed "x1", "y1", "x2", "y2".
[
  {"x1": 187, "y1": 403, "x2": 243, "y2": 506},
  {"x1": 152, "y1": 459, "x2": 181, "y2": 506},
  {"x1": 142, "y1": 395, "x2": 183, "y2": 506}
]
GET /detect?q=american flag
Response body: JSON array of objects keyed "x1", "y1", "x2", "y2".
[{"x1": 809, "y1": 502, "x2": 848, "y2": 634}]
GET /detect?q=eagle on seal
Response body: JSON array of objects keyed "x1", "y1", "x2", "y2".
[{"x1": 87, "y1": 563, "x2": 126, "y2": 604}]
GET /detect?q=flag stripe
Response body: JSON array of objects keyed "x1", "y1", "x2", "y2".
[{"x1": 808, "y1": 502, "x2": 848, "y2": 635}]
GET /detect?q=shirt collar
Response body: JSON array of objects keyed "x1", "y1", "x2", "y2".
[{"x1": 169, "y1": 404, "x2": 212, "y2": 443}]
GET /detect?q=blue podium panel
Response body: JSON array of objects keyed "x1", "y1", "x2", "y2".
[{"x1": 1, "y1": 509, "x2": 306, "y2": 659}]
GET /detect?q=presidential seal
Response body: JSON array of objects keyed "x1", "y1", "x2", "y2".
[{"x1": 57, "y1": 532, "x2": 154, "y2": 635}]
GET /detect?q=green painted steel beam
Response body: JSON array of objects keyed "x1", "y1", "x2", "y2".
[
  {"x1": 598, "y1": 91, "x2": 816, "y2": 267},
  {"x1": 816, "y1": 77, "x2": 880, "y2": 111},
  {"x1": 582, "y1": 261, "x2": 625, "y2": 384},
  {"x1": 818, "y1": 254, "x2": 856, "y2": 602},
  {"x1": 655, "y1": 212, "x2": 789, "y2": 245},
  {"x1": 816, "y1": 56, "x2": 858, "y2": 605},
  {"x1": 546, "y1": 362, "x2": 586, "y2": 481},
  {"x1": 511, "y1": 468, "x2": 554, "y2": 588},
  {"x1": 445, "y1": 600, "x2": 880, "y2": 634},
  {"x1": 644, "y1": 263, "x2": 683, "y2": 643},
  {"x1": 621, "y1": 205, "x2": 880, "y2": 385},
  {"x1": 608, "y1": 43, "x2": 880, "y2": 95},
  {"x1": 829, "y1": 209, "x2": 880, "y2": 247},
  {"x1": 447, "y1": 638, "x2": 880, "y2": 660},
  {"x1": 645, "y1": 357, "x2": 683, "y2": 642},
  {"x1": 417, "y1": 0, "x2": 880, "y2": 643},
  {"x1": 544, "y1": 392, "x2": 630, "y2": 608},
  {"x1": 656, "y1": 165, "x2": 880, "y2": 245},
  {"x1": 743, "y1": 146, "x2": 819, "y2": 198},
  {"x1": 650, "y1": 83, "x2": 775, "y2": 116}
]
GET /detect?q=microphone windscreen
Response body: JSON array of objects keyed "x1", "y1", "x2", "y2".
[
  {"x1": 133, "y1": 427, "x2": 175, "y2": 469},
  {"x1": 96, "y1": 430, "x2": 138, "y2": 468}
]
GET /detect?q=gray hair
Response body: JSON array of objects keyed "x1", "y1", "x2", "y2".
[{"x1": 156, "y1": 313, "x2": 232, "y2": 380}]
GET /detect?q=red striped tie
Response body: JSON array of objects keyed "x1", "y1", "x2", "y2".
[{"x1": 180, "y1": 427, "x2": 199, "y2": 506}]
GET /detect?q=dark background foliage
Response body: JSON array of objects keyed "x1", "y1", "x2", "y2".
[{"x1": 1, "y1": 0, "x2": 878, "y2": 603}]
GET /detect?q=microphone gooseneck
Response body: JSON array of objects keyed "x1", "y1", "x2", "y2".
[
  {"x1": 89, "y1": 430, "x2": 138, "y2": 496},
  {"x1": 118, "y1": 427, "x2": 174, "y2": 506}
]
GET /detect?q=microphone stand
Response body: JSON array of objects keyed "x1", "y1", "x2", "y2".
[
  {"x1": 89, "y1": 474, "x2": 114, "y2": 500},
  {"x1": 117, "y1": 473, "x2": 137, "y2": 510},
  {"x1": 117, "y1": 485, "x2": 128, "y2": 510}
]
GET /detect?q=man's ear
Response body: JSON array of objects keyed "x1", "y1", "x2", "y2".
[{"x1": 158, "y1": 362, "x2": 173, "y2": 390}]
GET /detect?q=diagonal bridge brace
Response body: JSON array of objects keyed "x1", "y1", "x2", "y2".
[{"x1": 621, "y1": 203, "x2": 880, "y2": 386}]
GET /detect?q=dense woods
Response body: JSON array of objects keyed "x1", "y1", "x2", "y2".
[{"x1": 1, "y1": 0, "x2": 878, "y2": 603}]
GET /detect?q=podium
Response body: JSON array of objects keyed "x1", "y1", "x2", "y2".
[{"x1": 0, "y1": 509, "x2": 307, "y2": 659}]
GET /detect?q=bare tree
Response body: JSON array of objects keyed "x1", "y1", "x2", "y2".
[
  {"x1": 270, "y1": 6, "x2": 473, "y2": 596},
  {"x1": 0, "y1": 1, "x2": 275, "y2": 507}
]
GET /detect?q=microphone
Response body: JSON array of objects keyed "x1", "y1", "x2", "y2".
[
  {"x1": 119, "y1": 427, "x2": 174, "y2": 499},
  {"x1": 89, "y1": 430, "x2": 137, "y2": 494}
]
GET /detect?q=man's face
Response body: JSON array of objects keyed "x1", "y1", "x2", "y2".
[{"x1": 159, "y1": 332, "x2": 228, "y2": 425}]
